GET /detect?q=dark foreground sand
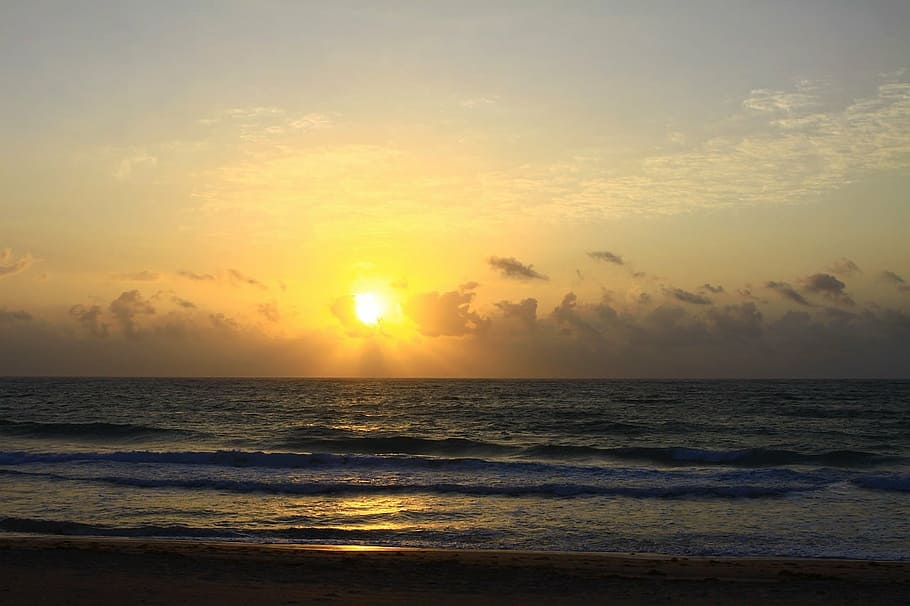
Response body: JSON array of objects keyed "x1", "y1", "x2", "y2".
[{"x1": 1, "y1": 537, "x2": 908, "y2": 605}]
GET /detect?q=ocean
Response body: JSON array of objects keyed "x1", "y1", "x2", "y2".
[{"x1": 1, "y1": 378, "x2": 907, "y2": 559}]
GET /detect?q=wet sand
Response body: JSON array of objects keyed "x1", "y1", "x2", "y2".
[{"x1": 1, "y1": 536, "x2": 908, "y2": 605}]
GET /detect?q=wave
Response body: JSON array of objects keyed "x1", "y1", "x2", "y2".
[
  {"x1": 0, "y1": 444, "x2": 900, "y2": 476},
  {"x1": 0, "y1": 449, "x2": 517, "y2": 472},
  {"x1": 277, "y1": 435, "x2": 901, "y2": 468},
  {"x1": 851, "y1": 475, "x2": 910, "y2": 493},
  {"x1": 0, "y1": 467, "x2": 822, "y2": 499},
  {"x1": 0, "y1": 517, "x2": 466, "y2": 543},
  {"x1": 276, "y1": 435, "x2": 522, "y2": 458},
  {"x1": 554, "y1": 446, "x2": 899, "y2": 468},
  {"x1": 0, "y1": 419, "x2": 199, "y2": 440}
]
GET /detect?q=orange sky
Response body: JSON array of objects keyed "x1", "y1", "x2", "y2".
[{"x1": 2, "y1": 2, "x2": 909, "y2": 377}]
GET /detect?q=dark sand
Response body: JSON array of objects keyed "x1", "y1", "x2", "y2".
[{"x1": 1, "y1": 537, "x2": 908, "y2": 605}]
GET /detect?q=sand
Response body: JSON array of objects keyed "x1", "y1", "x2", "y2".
[{"x1": 1, "y1": 536, "x2": 908, "y2": 605}]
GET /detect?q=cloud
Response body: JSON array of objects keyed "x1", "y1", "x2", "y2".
[
  {"x1": 663, "y1": 287, "x2": 712, "y2": 305},
  {"x1": 707, "y1": 303, "x2": 763, "y2": 339},
  {"x1": 178, "y1": 270, "x2": 216, "y2": 281},
  {"x1": 3, "y1": 284, "x2": 909, "y2": 378},
  {"x1": 588, "y1": 251, "x2": 624, "y2": 265},
  {"x1": 0, "y1": 308, "x2": 32, "y2": 322},
  {"x1": 478, "y1": 77, "x2": 910, "y2": 221},
  {"x1": 829, "y1": 258, "x2": 861, "y2": 276},
  {"x1": 488, "y1": 256, "x2": 548, "y2": 281},
  {"x1": 881, "y1": 270, "x2": 906, "y2": 284},
  {"x1": 258, "y1": 302, "x2": 280, "y2": 323},
  {"x1": 737, "y1": 288, "x2": 766, "y2": 303},
  {"x1": 551, "y1": 292, "x2": 602, "y2": 336},
  {"x1": 112, "y1": 270, "x2": 161, "y2": 282},
  {"x1": 880, "y1": 270, "x2": 910, "y2": 292},
  {"x1": 460, "y1": 95, "x2": 499, "y2": 108},
  {"x1": 495, "y1": 298, "x2": 538, "y2": 329},
  {"x1": 0, "y1": 248, "x2": 34, "y2": 278},
  {"x1": 69, "y1": 304, "x2": 109, "y2": 338},
  {"x1": 227, "y1": 269, "x2": 267, "y2": 290},
  {"x1": 209, "y1": 313, "x2": 240, "y2": 332},
  {"x1": 801, "y1": 273, "x2": 854, "y2": 306},
  {"x1": 404, "y1": 289, "x2": 488, "y2": 337},
  {"x1": 172, "y1": 296, "x2": 196, "y2": 309},
  {"x1": 177, "y1": 268, "x2": 266, "y2": 289},
  {"x1": 199, "y1": 107, "x2": 335, "y2": 144},
  {"x1": 701, "y1": 283, "x2": 725, "y2": 294},
  {"x1": 109, "y1": 290, "x2": 156, "y2": 339},
  {"x1": 113, "y1": 150, "x2": 157, "y2": 180},
  {"x1": 766, "y1": 281, "x2": 811, "y2": 306}
]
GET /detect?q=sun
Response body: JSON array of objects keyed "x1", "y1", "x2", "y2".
[{"x1": 354, "y1": 292, "x2": 386, "y2": 326}]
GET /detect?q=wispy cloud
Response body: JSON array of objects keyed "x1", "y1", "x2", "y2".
[
  {"x1": 881, "y1": 270, "x2": 910, "y2": 292},
  {"x1": 488, "y1": 256, "x2": 548, "y2": 281},
  {"x1": 663, "y1": 287, "x2": 712, "y2": 305},
  {"x1": 227, "y1": 269, "x2": 267, "y2": 290},
  {"x1": 0, "y1": 308, "x2": 32, "y2": 322},
  {"x1": 0, "y1": 248, "x2": 34, "y2": 278},
  {"x1": 178, "y1": 270, "x2": 216, "y2": 281},
  {"x1": 588, "y1": 250, "x2": 624, "y2": 265},
  {"x1": 112, "y1": 270, "x2": 161, "y2": 282},
  {"x1": 481, "y1": 77, "x2": 910, "y2": 219},
  {"x1": 460, "y1": 95, "x2": 500, "y2": 108},
  {"x1": 801, "y1": 273, "x2": 854, "y2": 306},
  {"x1": 766, "y1": 281, "x2": 811, "y2": 306},
  {"x1": 829, "y1": 258, "x2": 861, "y2": 277}
]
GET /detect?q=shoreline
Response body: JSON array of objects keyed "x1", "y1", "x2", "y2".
[{"x1": 2, "y1": 536, "x2": 908, "y2": 605}]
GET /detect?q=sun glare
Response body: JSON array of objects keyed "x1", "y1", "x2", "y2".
[{"x1": 354, "y1": 292, "x2": 386, "y2": 326}]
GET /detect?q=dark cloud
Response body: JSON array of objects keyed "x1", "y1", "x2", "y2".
[
  {"x1": 495, "y1": 298, "x2": 538, "y2": 328},
  {"x1": 69, "y1": 304, "x2": 109, "y2": 338},
  {"x1": 881, "y1": 270, "x2": 905, "y2": 284},
  {"x1": 228, "y1": 269, "x2": 267, "y2": 290},
  {"x1": 109, "y1": 290, "x2": 155, "y2": 339},
  {"x1": 405, "y1": 289, "x2": 488, "y2": 337},
  {"x1": 829, "y1": 258, "x2": 861, "y2": 276},
  {"x1": 112, "y1": 270, "x2": 160, "y2": 282},
  {"x1": 178, "y1": 270, "x2": 216, "y2": 281},
  {"x1": 766, "y1": 281, "x2": 811, "y2": 306},
  {"x1": 0, "y1": 248, "x2": 34, "y2": 278},
  {"x1": 209, "y1": 313, "x2": 239, "y2": 331},
  {"x1": 488, "y1": 256, "x2": 548, "y2": 281},
  {"x1": 737, "y1": 288, "x2": 764, "y2": 302},
  {"x1": 824, "y1": 307, "x2": 857, "y2": 322},
  {"x1": 3, "y1": 287, "x2": 910, "y2": 378},
  {"x1": 701, "y1": 283, "x2": 724, "y2": 294},
  {"x1": 258, "y1": 302, "x2": 280, "y2": 322},
  {"x1": 707, "y1": 303, "x2": 763, "y2": 339},
  {"x1": 801, "y1": 273, "x2": 854, "y2": 306},
  {"x1": 172, "y1": 296, "x2": 196, "y2": 309},
  {"x1": 552, "y1": 292, "x2": 601, "y2": 336},
  {"x1": 460, "y1": 281, "x2": 479, "y2": 291},
  {"x1": 881, "y1": 270, "x2": 910, "y2": 292},
  {"x1": 588, "y1": 251, "x2": 624, "y2": 265},
  {"x1": 0, "y1": 308, "x2": 32, "y2": 322},
  {"x1": 663, "y1": 287, "x2": 712, "y2": 305}
]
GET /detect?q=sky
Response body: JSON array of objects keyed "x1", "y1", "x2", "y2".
[{"x1": 2, "y1": 1, "x2": 909, "y2": 377}]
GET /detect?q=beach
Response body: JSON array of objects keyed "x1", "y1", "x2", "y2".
[{"x1": 2, "y1": 537, "x2": 908, "y2": 605}]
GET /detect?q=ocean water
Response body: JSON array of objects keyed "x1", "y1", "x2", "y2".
[{"x1": 1, "y1": 378, "x2": 907, "y2": 559}]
